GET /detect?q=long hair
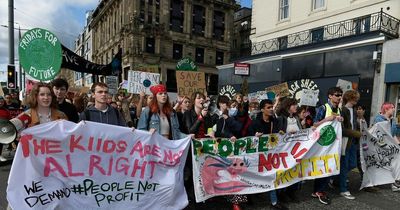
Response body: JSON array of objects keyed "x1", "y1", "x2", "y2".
[
  {"x1": 28, "y1": 82, "x2": 58, "y2": 109},
  {"x1": 149, "y1": 94, "x2": 173, "y2": 117},
  {"x1": 190, "y1": 92, "x2": 206, "y2": 110},
  {"x1": 280, "y1": 98, "x2": 298, "y2": 117}
]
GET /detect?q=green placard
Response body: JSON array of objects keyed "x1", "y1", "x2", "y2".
[
  {"x1": 176, "y1": 57, "x2": 198, "y2": 71},
  {"x1": 19, "y1": 28, "x2": 62, "y2": 81}
]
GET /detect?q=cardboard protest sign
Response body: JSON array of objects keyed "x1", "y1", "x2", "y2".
[
  {"x1": 192, "y1": 121, "x2": 342, "y2": 202},
  {"x1": 106, "y1": 76, "x2": 119, "y2": 95},
  {"x1": 7, "y1": 121, "x2": 190, "y2": 210},
  {"x1": 299, "y1": 89, "x2": 319, "y2": 107},
  {"x1": 0, "y1": 85, "x2": 4, "y2": 97},
  {"x1": 176, "y1": 71, "x2": 206, "y2": 97},
  {"x1": 265, "y1": 83, "x2": 290, "y2": 97},
  {"x1": 360, "y1": 121, "x2": 400, "y2": 189},
  {"x1": 336, "y1": 79, "x2": 353, "y2": 92},
  {"x1": 127, "y1": 71, "x2": 160, "y2": 94}
]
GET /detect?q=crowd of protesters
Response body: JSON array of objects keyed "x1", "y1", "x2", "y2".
[{"x1": 2, "y1": 77, "x2": 400, "y2": 210}]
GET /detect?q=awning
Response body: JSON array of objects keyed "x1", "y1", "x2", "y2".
[{"x1": 385, "y1": 62, "x2": 400, "y2": 83}]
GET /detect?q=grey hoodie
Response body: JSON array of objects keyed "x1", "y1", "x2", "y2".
[{"x1": 79, "y1": 105, "x2": 126, "y2": 127}]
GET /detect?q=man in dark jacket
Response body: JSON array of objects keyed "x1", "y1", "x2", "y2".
[
  {"x1": 80, "y1": 82, "x2": 126, "y2": 126},
  {"x1": 247, "y1": 99, "x2": 287, "y2": 210},
  {"x1": 52, "y1": 78, "x2": 79, "y2": 123}
]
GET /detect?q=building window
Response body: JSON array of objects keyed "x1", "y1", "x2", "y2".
[
  {"x1": 148, "y1": 13, "x2": 153, "y2": 24},
  {"x1": 139, "y1": 10, "x2": 145, "y2": 23},
  {"x1": 170, "y1": 0, "x2": 184, "y2": 33},
  {"x1": 279, "y1": 0, "x2": 289, "y2": 20},
  {"x1": 312, "y1": 0, "x2": 325, "y2": 10},
  {"x1": 193, "y1": 5, "x2": 205, "y2": 36},
  {"x1": 311, "y1": 27, "x2": 324, "y2": 43},
  {"x1": 195, "y1": 48, "x2": 204, "y2": 64},
  {"x1": 167, "y1": 69, "x2": 177, "y2": 92},
  {"x1": 213, "y1": 11, "x2": 225, "y2": 41},
  {"x1": 205, "y1": 74, "x2": 218, "y2": 95},
  {"x1": 354, "y1": 15, "x2": 371, "y2": 35},
  {"x1": 146, "y1": 37, "x2": 155, "y2": 53},
  {"x1": 216, "y1": 51, "x2": 224, "y2": 65},
  {"x1": 173, "y1": 43, "x2": 183, "y2": 60},
  {"x1": 278, "y1": 36, "x2": 288, "y2": 50}
]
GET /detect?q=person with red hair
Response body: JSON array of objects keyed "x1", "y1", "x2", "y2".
[
  {"x1": 373, "y1": 101, "x2": 400, "y2": 192},
  {"x1": 137, "y1": 84, "x2": 186, "y2": 140}
]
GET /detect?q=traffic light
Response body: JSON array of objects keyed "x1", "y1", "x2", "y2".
[{"x1": 7, "y1": 65, "x2": 16, "y2": 89}]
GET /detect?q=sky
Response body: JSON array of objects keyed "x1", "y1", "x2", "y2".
[{"x1": 0, "y1": 0, "x2": 252, "y2": 83}]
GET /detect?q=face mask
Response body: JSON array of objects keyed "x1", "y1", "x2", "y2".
[{"x1": 229, "y1": 108, "x2": 238, "y2": 117}]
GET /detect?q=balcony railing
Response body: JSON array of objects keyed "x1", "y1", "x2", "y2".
[{"x1": 251, "y1": 11, "x2": 400, "y2": 55}]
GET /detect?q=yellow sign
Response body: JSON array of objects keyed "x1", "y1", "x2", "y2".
[{"x1": 176, "y1": 71, "x2": 206, "y2": 97}]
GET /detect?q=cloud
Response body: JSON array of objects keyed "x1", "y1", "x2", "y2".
[{"x1": 0, "y1": 0, "x2": 98, "y2": 82}]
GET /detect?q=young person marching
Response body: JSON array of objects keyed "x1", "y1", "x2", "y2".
[
  {"x1": 311, "y1": 87, "x2": 344, "y2": 205},
  {"x1": 248, "y1": 99, "x2": 288, "y2": 210}
]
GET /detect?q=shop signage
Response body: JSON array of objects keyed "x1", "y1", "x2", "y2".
[{"x1": 234, "y1": 63, "x2": 250, "y2": 76}]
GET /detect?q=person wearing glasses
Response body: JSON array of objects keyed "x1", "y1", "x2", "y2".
[{"x1": 311, "y1": 87, "x2": 344, "y2": 205}]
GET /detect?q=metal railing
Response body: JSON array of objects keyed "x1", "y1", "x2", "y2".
[{"x1": 251, "y1": 11, "x2": 400, "y2": 55}]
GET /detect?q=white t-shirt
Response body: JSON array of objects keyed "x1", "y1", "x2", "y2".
[{"x1": 286, "y1": 117, "x2": 300, "y2": 133}]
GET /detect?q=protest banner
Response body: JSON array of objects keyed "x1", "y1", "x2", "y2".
[
  {"x1": 106, "y1": 76, "x2": 119, "y2": 95},
  {"x1": 176, "y1": 71, "x2": 206, "y2": 97},
  {"x1": 360, "y1": 121, "x2": 400, "y2": 189},
  {"x1": 127, "y1": 71, "x2": 160, "y2": 94},
  {"x1": 265, "y1": 82, "x2": 290, "y2": 97},
  {"x1": 299, "y1": 89, "x2": 319, "y2": 107},
  {"x1": 0, "y1": 85, "x2": 4, "y2": 97},
  {"x1": 7, "y1": 121, "x2": 190, "y2": 210},
  {"x1": 192, "y1": 121, "x2": 342, "y2": 202},
  {"x1": 234, "y1": 63, "x2": 250, "y2": 76}
]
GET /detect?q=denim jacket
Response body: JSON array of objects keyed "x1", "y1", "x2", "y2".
[
  {"x1": 137, "y1": 107, "x2": 187, "y2": 140},
  {"x1": 373, "y1": 114, "x2": 399, "y2": 136}
]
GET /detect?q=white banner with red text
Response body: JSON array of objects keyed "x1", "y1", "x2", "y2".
[
  {"x1": 192, "y1": 121, "x2": 342, "y2": 202},
  {"x1": 360, "y1": 121, "x2": 400, "y2": 189},
  {"x1": 7, "y1": 121, "x2": 190, "y2": 210}
]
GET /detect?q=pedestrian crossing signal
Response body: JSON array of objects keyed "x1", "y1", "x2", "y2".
[{"x1": 7, "y1": 65, "x2": 16, "y2": 89}]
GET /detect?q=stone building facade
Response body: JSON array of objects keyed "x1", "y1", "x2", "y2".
[{"x1": 90, "y1": 0, "x2": 238, "y2": 94}]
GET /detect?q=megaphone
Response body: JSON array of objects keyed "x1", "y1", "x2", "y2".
[
  {"x1": 0, "y1": 113, "x2": 31, "y2": 144},
  {"x1": 0, "y1": 120, "x2": 17, "y2": 144}
]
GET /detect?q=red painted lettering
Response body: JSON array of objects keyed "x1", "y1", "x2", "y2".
[
  {"x1": 89, "y1": 155, "x2": 106, "y2": 176},
  {"x1": 66, "y1": 154, "x2": 84, "y2": 176},
  {"x1": 44, "y1": 157, "x2": 67, "y2": 177},
  {"x1": 69, "y1": 135, "x2": 86, "y2": 152}
]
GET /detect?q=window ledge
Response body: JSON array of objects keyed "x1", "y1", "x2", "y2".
[
  {"x1": 309, "y1": 7, "x2": 327, "y2": 16},
  {"x1": 277, "y1": 18, "x2": 291, "y2": 25}
]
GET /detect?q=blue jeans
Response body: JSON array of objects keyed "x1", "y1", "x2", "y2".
[
  {"x1": 270, "y1": 190, "x2": 278, "y2": 205},
  {"x1": 339, "y1": 142, "x2": 357, "y2": 192}
]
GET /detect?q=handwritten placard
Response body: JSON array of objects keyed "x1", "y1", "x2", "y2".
[
  {"x1": 7, "y1": 121, "x2": 190, "y2": 210},
  {"x1": 127, "y1": 71, "x2": 160, "y2": 94},
  {"x1": 299, "y1": 89, "x2": 319, "y2": 107},
  {"x1": 360, "y1": 121, "x2": 400, "y2": 189},
  {"x1": 105, "y1": 76, "x2": 118, "y2": 95},
  {"x1": 265, "y1": 82, "x2": 290, "y2": 97},
  {"x1": 176, "y1": 71, "x2": 206, "y2": 97}
]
